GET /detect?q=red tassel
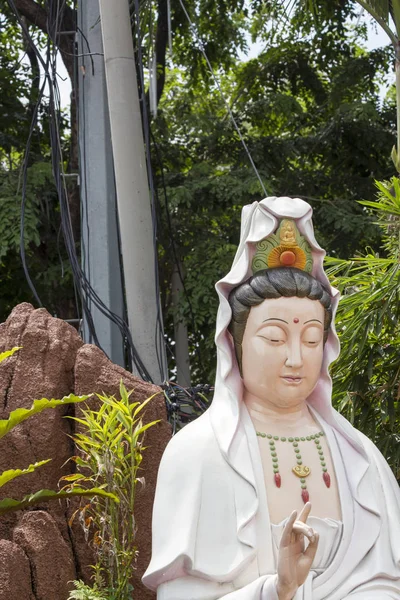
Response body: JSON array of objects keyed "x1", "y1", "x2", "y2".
[
  {"x1": 301, "y1": 489, "x2": 310, "y2": 504},
  {"x1": 274, "y1": 473, "x2": 281, "y2": 488},
  {"x1": 323, "y1": 472, "x2": 331, "y2": 488}
]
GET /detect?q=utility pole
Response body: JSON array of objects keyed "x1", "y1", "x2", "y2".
[
  {"x1": 98, "y1": 0, "x2": 167, "y2": 383},
  {"x1": 78, "y1": 0, "x2": 125, "y2": 367},
  {"x1": 171, "y1": 266, "x2": 191, "y2": 386}
]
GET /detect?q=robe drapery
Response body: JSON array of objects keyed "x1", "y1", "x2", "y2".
[{"x1": 143, "y1": 197, "x2": 400, "y2": 599}]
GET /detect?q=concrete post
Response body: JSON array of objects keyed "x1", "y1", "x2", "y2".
[
  {"x1": 98, "y1": 0, "x2": 167, "y2": 383},
  {"x1": 78, "y1": 0, "x2": 125, "y2": 366}
]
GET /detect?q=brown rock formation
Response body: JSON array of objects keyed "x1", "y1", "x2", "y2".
[
  {"x1": 13, "y1": 511, "x2": 76, "y2": 600},
  {"x1": 0, "y1": 303, "x2": 172, "y2": 599},
  {"x1": 0, "y1": 539, "x2": 34, "y2": 600}
]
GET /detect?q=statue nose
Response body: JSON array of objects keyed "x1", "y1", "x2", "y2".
[{"x1": 285, "y1": 341, "x2": 303, "y2": 369}]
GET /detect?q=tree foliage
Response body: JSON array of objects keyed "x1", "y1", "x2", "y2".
[
  {"x1": 154, "y1": 3, "x2": 396, "y2": 380},
  {"x1": 327, "y1": 179, "x2": 400, "y2": 477}
]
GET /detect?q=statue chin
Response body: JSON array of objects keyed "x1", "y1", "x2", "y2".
[{"x1": 142, "y1": 197, "x2": 400, "y2": 600}]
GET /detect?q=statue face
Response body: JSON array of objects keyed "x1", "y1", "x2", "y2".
[{"x1": 241, "y1": 296, "x2": 325, "y2": 409}]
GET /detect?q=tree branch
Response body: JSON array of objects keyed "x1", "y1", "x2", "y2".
[
  {"x1": 11, "y1": 0, "x2": 77, "y2": 80},
  {"x1": 10, "y1": 0, "x2": 48, "y2": 33}
]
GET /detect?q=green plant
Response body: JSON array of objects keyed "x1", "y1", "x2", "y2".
[
  {"x1": 0, "y1": 347, "x2": 118, "y2": 514},
  {"x1": 68, "y1": 580, "x2": 108, "y2": 600},
  {"x1": 64, "y1": 382, "x2": 159, "y2": 600},
  {"x1": 326, "y1": 178, "x2": 400, "y2": 477}
]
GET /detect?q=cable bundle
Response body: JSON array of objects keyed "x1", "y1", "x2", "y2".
[{"x1": 7, "y1": 0, "x2": 165, "y2": 383}]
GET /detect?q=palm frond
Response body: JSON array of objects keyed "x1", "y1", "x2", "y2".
[
  {"x1": 366, "y1": 0, "x2": 389, "y2": 20},
  {"x1": 356, "y1": 0, "x2": 398, "y2": 43},
  {"x1": 390, "y1": 0, "x2": 400, "y2": 36}
]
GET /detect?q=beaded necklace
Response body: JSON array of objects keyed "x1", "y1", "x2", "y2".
[{"x1": 256, "y1": 430, "x2": 331, "y2": 504}]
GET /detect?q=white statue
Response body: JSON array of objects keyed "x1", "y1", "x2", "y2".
[{"x1": 143, "y1": 197, "x2": 400, "y2": 599}]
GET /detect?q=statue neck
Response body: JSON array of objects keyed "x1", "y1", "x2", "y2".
[{"x1": 243, "y1": 391, "x2": 316, "y2": 432}]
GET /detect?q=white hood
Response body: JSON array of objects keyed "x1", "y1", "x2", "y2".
[{"x1": 210, "y1": 196, "x2": 364, "y2": 469}]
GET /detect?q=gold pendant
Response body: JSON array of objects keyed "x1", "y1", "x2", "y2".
[{"x1": 292, "y1": 465, "x2": 311, "y2": 478}]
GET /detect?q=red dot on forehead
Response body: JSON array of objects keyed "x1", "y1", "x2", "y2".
[{"x1": 293, "y1": 318, "x2": 299, "y2": 323}]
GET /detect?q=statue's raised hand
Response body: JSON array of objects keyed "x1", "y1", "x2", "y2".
[{"x1": 276, "y1": 502, "x2": 319, "y2": 600}]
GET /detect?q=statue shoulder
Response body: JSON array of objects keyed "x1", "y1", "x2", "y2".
[
  {"x1": 158, "y1": 412, "x2": 220, "y2": 477},
  {"x1": 348, "y1": 425, "x2": 396, "y2": 476}
]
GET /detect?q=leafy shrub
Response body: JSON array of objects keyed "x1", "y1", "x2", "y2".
[
  {"x1": 68, "y1": 580, "x2": 108, "y2": 600},
  {"x1": 65, "y1": 382, "x2": 159, "y2": 600}
]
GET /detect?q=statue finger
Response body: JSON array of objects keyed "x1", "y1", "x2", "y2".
[
  {"x1": 297, "y1": 501, "x2": 312, "y2": 523},
  {"x1": 303, "y1": 530, "x2": 320, "y2": 563},
  {"x1": 280, "y1": 510, "x2": 297, "y2": 547},
  {"x1": 292, "y1": 521, "x2": 315, "y2": 541}
]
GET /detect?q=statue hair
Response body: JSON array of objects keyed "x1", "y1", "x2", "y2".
[{"x1": 228, "y1": 267, "x2": 333, "y2": 375}]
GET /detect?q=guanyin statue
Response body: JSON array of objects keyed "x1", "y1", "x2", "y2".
[{"x1": 143, "y1": 197, "x2": 400, "y2": 600}]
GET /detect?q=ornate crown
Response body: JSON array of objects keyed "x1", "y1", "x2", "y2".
[{"x1": 251, "y1": 219, "x2": 313, "y2": 275}]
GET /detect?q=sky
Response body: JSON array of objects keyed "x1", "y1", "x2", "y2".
[{"x1": 52, "y1": 10, "x2": 392, "y2": 109}]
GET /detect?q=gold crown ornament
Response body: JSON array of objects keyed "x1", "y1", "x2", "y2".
[{"x1": 251, "y1": 219, "x2": 313, "y2": 275}]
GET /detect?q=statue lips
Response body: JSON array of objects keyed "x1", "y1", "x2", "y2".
[{"x1": 281, "y1": 375, "x2": 303, "y2": 385}]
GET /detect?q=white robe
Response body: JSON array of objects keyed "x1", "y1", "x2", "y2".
[
  {"x1": 142, "y1": 404, "x2": 400, "y2": 599},
  {"x1": 143, "y1": 197, "x2": 400, "y2": 599}
]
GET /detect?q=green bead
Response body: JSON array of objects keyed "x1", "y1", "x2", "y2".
[
  {"x1": 319, "y1": 432, "x2": 324, "y2": 436},
  {"x1": 294, "y1": 437, "x2": 299, "y2": 441},
  {"x1": 295, "y1": 448, "x2": 300, "y2": 454},
  {"x1": 310, "y1": 435, "x2": 315, "y2": 439},
  {"x1": 301, "y1": 437, "x2": 306, "y2": 441},
  {"x1": 306, "y1": 436, "x2": 311, "y2": 441},
  {"x1": 269, "y1": 440, "x2": 275, "y2": 446},
  {"x1": 301, "y1": 484, "x2": 307, "y2": 489},
  {"x1": 320, "y1": 462, "x2": 326, "y2": 467},
  {"x1": 281, "y1": 437, "x2": 286, "y2": 442},
  {"x1": 274, "y1": 436, "x2": 279, "y2": 440},
  {"x1": 271, "y1": 452, "x2": 277, "y2": 457},
  {"x1": 300, "y1": 478, "x2": 306, "y2": 483},
  {"x1": 288, "y1": 437, "x2": 294, "y2": 442},
  {"x1": 293, "y1": 442, "x2": 298, "y2": 447},
  {"x1": 272, "y1": 457, "x2": 278, "y2": 464},
  {"x1": 317, "y1": 445, "x2": 322, "y2": 450},
  {"x1": 273, "y1": 468, "x2": 279, "y2": 473},
  {"x1": 297, "y1": 460, "x2": 302, "y2": 465},
  {"x1": 314, "y1": 439, "x2": 319, "y2": 444},
  {"x1": 318, "y1": 450, "x2": 324, "y2": 455},
  {"x1": 322, "y1": 467, "x2": 327, "y2": 472},
  {"x1": 267, "y1": 434, "x2": 272, "y2": 439}
]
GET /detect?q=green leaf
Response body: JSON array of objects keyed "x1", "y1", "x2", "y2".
[
  {"x1": 362, "y1": 0, "x2": 389, "y2": 21},
  {"x1": 0, "y1": 347, "x2": 21, "y2": 364},
  {"x1": 0, "y1": 394, "x2": 90, "y2": 439},
  {"x1": 392, "y1": 0, "x2": 400, "y2": 36},
  {"x1": 0, "y1": 460, "x2": 51, "y2": 488},
  {"x1": 0, "y1": 487, "x2": 119, "y2": 516}
]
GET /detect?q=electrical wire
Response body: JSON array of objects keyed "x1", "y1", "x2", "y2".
[
  {"x1": 162, "y1": 381, "x2": 213, "y2": 434},
  {"x1": 7, "y1": 0, "x2": 155, "y2": 383}
]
